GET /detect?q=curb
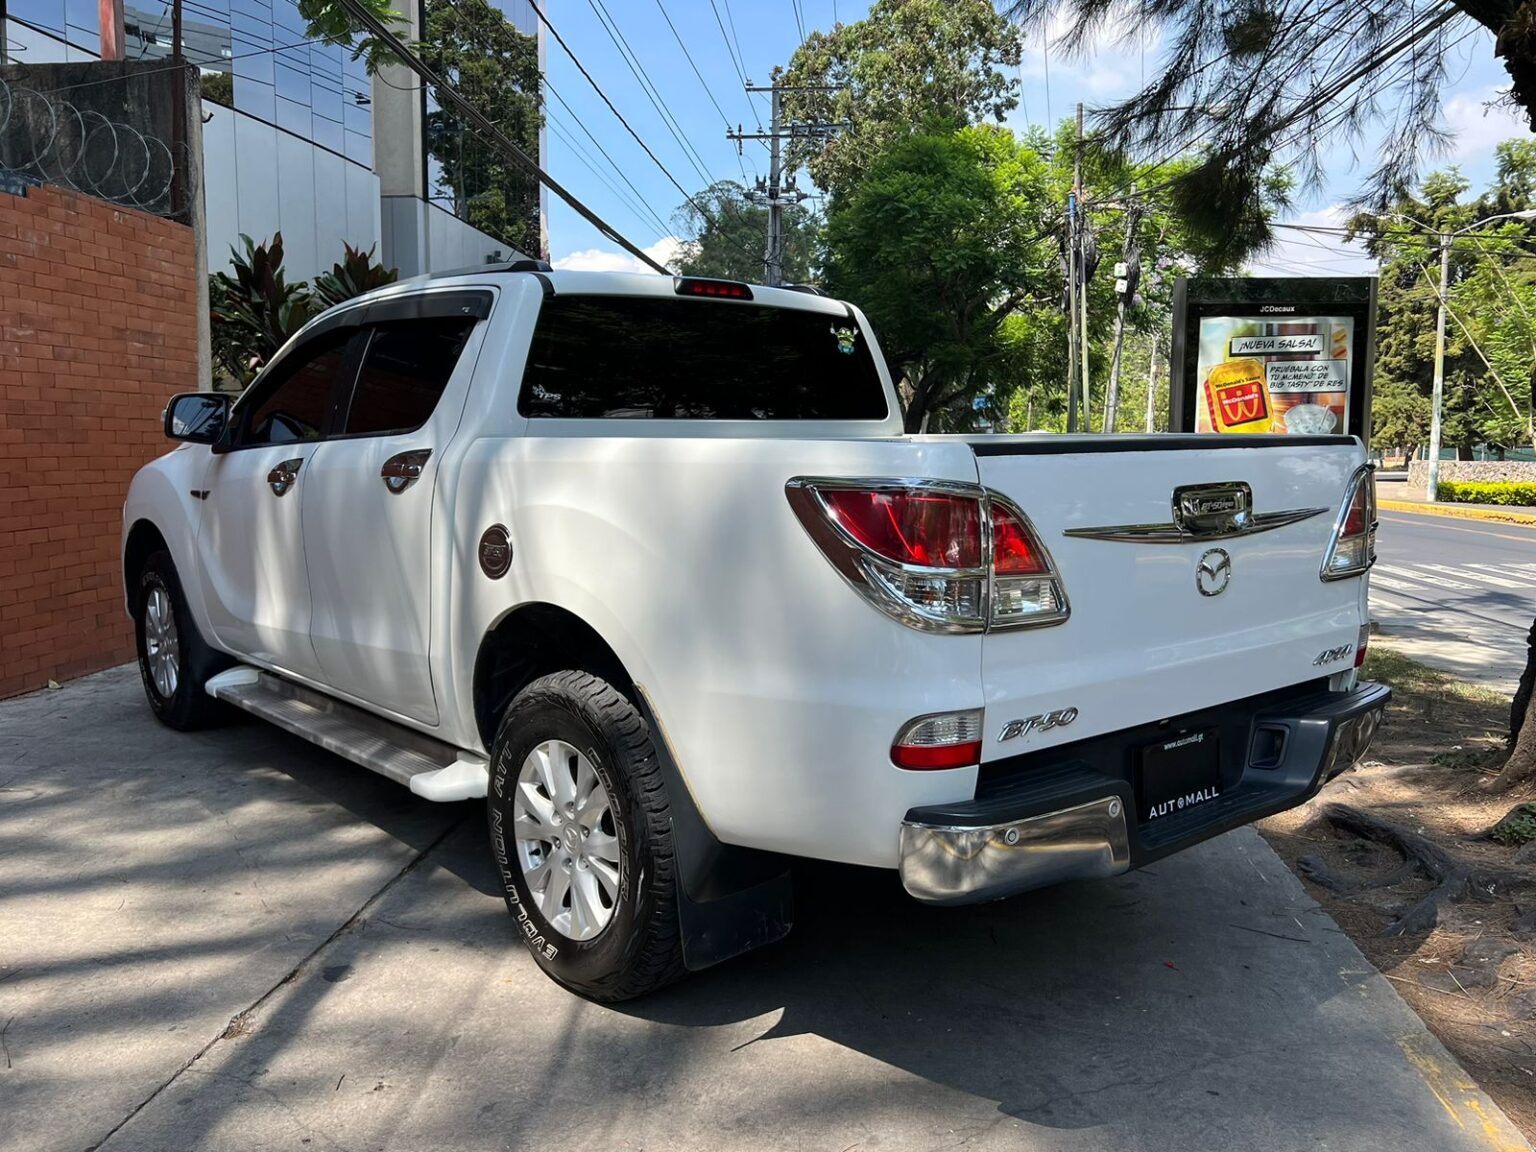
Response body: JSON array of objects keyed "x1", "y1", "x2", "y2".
[{"x1": 1377, "y1": 498, "x2": 1536, "y2": 527}]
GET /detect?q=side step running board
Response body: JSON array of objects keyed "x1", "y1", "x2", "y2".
[{"x1": 205, "y1": 667, "x2": 488, "y2": 801}]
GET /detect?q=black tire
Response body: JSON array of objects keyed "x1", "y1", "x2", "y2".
[
  {"x1": 134, "y1": 550, "x2": 227, "y2": 731},
  {"x1": 486, "y1": 671, "x2": 685, "y2": 1001}
]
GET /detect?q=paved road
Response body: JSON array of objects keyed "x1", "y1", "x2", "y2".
[
  {"x1": 2, "y1": 667, "x2": 1527, "y2": 1152},
  {"x1": 1369, "y1": 508, "x2": 1536, "y2": 693}
]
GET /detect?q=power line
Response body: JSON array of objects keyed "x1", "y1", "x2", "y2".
[
  {"x1": 584, "y1": 0, "x2": 718, "y2": 191},
  {"x1": 652, "y1": 0, "x2": 752, "y2": 180},
  {"x1": 790, "y1": 0, "x2": 806, "y2": 42},
  {"x1": 722, "y1": 0, "x2": 751, "y2": 83},
  {"x1": 653, "y1": 0, "x2": 736, "y2": 132},
  {"x1": 524, "y1": 0, "x2": 762, "y2": 265},
  {"x1": 706, "y1": 0, "x2": 760, "y2": 128},
  {"x1": 544, "y1": 76, "x2": 673, "y2": 237},
  {"x1": 332, "y1": 0, "x2": 667, "y2": 271}
]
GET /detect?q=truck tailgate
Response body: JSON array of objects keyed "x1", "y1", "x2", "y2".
[{"x1": 969, "y1": 435, "x2": 1367, "y2": 760}]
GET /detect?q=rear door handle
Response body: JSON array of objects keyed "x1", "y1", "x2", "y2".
[
  {"x1": 381, "y1": 449, "x2": 432, "y2": 494},
  {"x1": 267, "y1": 457, "x2": 304, "y2": 497}
]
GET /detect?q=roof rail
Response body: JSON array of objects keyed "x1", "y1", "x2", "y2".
[
  {"x1": 781, "y1": 283, "x2": 828, "y2": 297},
  {"x1": 427, "y1": 256, "x2": 554, "y2": 280}
]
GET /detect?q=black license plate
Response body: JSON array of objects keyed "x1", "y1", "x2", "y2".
[{"x1": 1138, "y1": 727, "x2": 1222, "y2": 822}]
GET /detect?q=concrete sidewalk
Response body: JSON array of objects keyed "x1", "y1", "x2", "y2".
[{"x1": 2, "y1": 667, "x2": 1528, "y2": 1152}]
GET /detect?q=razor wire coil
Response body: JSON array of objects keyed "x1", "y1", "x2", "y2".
[{"x1": 0, "y1": 76, "x2": 178, "y2": 215}]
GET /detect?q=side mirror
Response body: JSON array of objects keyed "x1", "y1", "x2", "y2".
[{"x1": 164, "y1": 393, "x2": 231, "y2": 445}]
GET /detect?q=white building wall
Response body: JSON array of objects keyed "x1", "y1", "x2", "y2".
[{"x1": 202, "y1": 101, "x2": 380, "y2": 282}]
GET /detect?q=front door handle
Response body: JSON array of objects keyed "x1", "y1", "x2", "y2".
[
  {"x1": 381, "y1": 449, "x2": 432, "y2": 494},
  {"x1": 267, "y1": 457, "x2": 304, "y2": 497}
]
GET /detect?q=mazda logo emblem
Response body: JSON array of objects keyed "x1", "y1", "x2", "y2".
[{"x1": 1196, "y1": 547, "x2": 1232, "y2": 597}]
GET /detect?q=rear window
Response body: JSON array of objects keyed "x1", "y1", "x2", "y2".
[{"x1": 517, "y1": 295, "x2": 890, "y2": 420}]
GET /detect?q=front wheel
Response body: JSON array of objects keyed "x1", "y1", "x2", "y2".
[
  {"x1": 486, "y1": 671, "x2": 685, "y2": 1001},
  {"x1": 134, "y1": 550, "x2": 226, "y2": 730}
]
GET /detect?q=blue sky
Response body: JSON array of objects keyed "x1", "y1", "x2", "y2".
[{"x1": 540, "y1": 2, "x2": 1531, "y2": 276}]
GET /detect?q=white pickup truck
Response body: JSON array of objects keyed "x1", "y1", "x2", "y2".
[{"x1": 125, "y1": 264, "x2": 1388, "y2": 1000}]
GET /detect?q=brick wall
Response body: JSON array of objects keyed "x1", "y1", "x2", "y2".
[{"x1": 0, "y1": 183, "x2": 199, "y2": 699}]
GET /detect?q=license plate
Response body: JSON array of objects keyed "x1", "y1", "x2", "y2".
[{"x1": 1139, "y1": 727, "x2": 1222, "y2": 822}]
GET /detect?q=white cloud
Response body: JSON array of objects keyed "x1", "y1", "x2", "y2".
[
  {"x1": 1442, "y1": 86, "x2": 1529, "y2": 162},
  {"x1": 552, "y1": 236, "x2": 684, "y2": 273},
  {"x1": 1017, "y1": 5, "x2": 1164, "y2": 107},
  {"x1": 1246, "y1": 204, "x2": 1377, "y2": 278}
]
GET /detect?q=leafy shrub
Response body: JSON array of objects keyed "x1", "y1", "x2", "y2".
[
  {"x1": 209, "y1": 235, "x2": 400, "y2": 389},
  {"x1": 312, "y1": 242, "x2": 398, "y2": 309},
  {"x1": 209, "y1": 233, "x2": 315, "y2": 389},
  {"x1": 1489, "y1": 802, "x2": 1536, "y2": 846},
  {"x1": 1435, "y1": 480, "x2": 1536, "y2": 506}
]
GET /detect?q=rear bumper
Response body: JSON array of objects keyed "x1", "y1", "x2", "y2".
[{"x1": 899, "y1": 679, "x2": 1390, "y2": 905}]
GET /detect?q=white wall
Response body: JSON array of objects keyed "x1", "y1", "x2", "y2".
[
  {"x1": 381, "y1": 193, "x2": 516, "y2": 278},
  {"x1": 202, "y1": 101, "x2": 381, "y2": 282}
]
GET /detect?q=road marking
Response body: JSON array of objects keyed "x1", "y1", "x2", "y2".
[
  {"x1": 1374, "y1": 564, "x2": 1477, "y2": 591},
  {"x1": 1379, "y1": 513, "x2": 1536, "y2": 544},
  {"x1": 1369, "y1": 572, "x2": 1429, "y2": 593},
  {"x1": 1420, "y1": 563, "x2": 1530, "y2": 590}
]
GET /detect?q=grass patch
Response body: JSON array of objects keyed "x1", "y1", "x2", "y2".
[{"x1": 1362, "y1": 648, "x2": 1508, "y2": 706}]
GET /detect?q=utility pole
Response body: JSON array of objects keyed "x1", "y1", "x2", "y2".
[
  {"x1": 1144, "y1": 333, "x2": 1158, "y2": 433},
  {"x1": 1075, "y1": 107, "x2": 1099, "y2": 430},
  {"x1": 1103, "y1": 189, "x2": 1143, "y2": 434},
  {"x1": 728, "y1": 82, "x2": 846, "y2": 286},
  {"x1": 1062, "y1": 105, "x2": 1087, "y2": 433},
  {"x1": 1426, "y1": 230, "x2": 1450, "y2": 502},
  {"x1": 1076, "y1": 104, "x2": 1092, "y2": 432},
  {"x1": 1066, "y1": 190, "x2": 1079, "y2": 433}
]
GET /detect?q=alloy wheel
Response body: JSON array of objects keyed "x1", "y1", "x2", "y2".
[{"x1": 512, "y1": 739, "x2": 622, "y2": 940}]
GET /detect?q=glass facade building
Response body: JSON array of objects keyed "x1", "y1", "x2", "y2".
[{"x1": 3, "y1": 0, "x2": 544, "y2": 278}]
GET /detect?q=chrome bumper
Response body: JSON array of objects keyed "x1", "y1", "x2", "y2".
[
  {"x1": 899, "y1": 681, "x2": 1389, "y2": 906},
  {"x1": 900, "y1": 796, "x2": 1131, "y2": 906}
]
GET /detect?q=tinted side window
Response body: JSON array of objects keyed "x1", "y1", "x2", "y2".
[
  {"x1": 518, "y1": 296, "x2": 890, "y2": 420},
  {"x1": 343, "y1": 317, "x2": 477, "y2": 437},
  {"x1": 242, "y1": 332, "x2": 352, "y2": 446}
]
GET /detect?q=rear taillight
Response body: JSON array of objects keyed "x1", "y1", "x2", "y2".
[
  {"x1": 891, "y1": 709, "x2": 983, "y2": 769},
  {"x1": 786, "y1": 478, "x2": 1069, "y2": 633},
  {"x1": 1321, "y1": 464, "x2": 1377, "y2": 581}
]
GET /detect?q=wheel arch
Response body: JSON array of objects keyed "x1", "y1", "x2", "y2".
[
  {"x1": 471, "y1": 602, "x2": 639, "y2": 751},
  {"x1": 123, "y1": 518, "x2": 171, "y2": 614}
]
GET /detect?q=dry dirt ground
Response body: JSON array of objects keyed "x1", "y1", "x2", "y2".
[{"x1": 1261, "y1": 648, "x2": 1536, "y2": 1140}]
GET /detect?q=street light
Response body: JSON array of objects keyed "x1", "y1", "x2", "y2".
[{"x1": 1377, "y1": 208, "x2": 1536, "y2": 501}]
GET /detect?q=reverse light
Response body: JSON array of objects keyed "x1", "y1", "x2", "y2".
[
  {"x1": 786, "y1": 478, "x2": 1070, "y2": 634},
  {"x1": 891, "y1": 709, "x2": 984, "y2": 770},
  {"x1": 1321, "y1": 464, "x2": 1377, "y2": 580},
  {"x1": 1355, "y1": 623, "x2": 1369, "y2": 668}
]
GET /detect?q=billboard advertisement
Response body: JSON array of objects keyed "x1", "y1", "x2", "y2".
[{"x1": 1169, "y1": 278, "x2": 1377, "y2": 442}]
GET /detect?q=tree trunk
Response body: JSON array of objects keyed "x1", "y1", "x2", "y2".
[
  {"x1": 1510, "y1": 614, "x2": 1536, "y2": 752},
  {"x1": 1491, "y1": 614, "x2": 1536, "y2": 790}
]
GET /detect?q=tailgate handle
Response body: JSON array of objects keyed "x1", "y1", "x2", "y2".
[{"x1": 1174, "y1": 482, "x2": 1253, "y2": 536}]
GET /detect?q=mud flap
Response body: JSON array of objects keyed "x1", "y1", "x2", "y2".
[{"x1": 635, "y1": 691, "x2": 794, "y2": 971}]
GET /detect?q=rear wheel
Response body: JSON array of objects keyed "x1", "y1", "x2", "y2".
[
  {"x1": 134, "y1": 550, "x2": 226, "y2": 730},
  {"x1": 486, "y1": 671, "x2": 685, "y2": 1001}
]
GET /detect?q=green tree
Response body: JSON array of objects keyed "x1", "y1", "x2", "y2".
[
  {"x1": 1355, "y1": 152, "x2": 1536, "y2": 455},
  {"x1": 1003, "y1": 0, "x2": 1536, "y2": 243},
  {"x1": 418, "y1": 0, "x2": 543, "y2": 256},
  {"x1": 671, "y1": 181, "x2": 820, "y2": 284},
  {"x1": 824, "y1": 125, "x2": 1054, "y2": 431},
  {"x1": 296, "y1": 0, "x2": 402, "y2": 74},
  {"x1": 780, "y1": 0, "x2": 1021, "y2": 199}
]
